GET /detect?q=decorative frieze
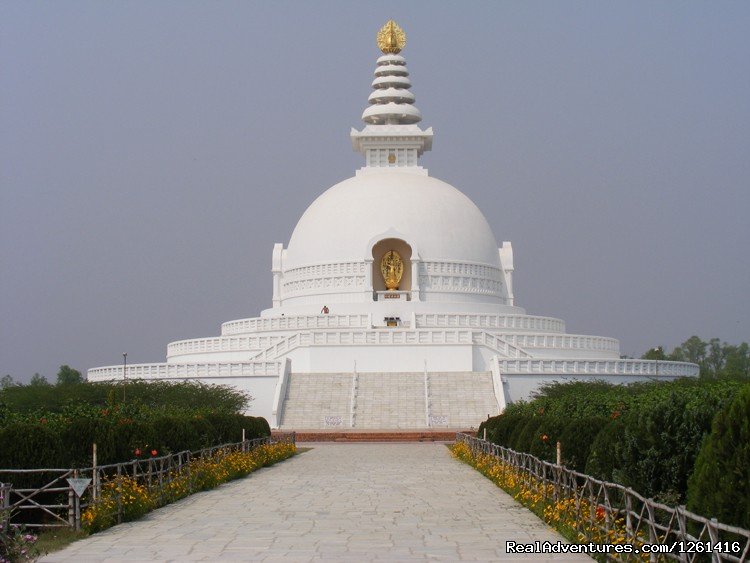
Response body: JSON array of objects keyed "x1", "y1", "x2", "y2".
[
  {"x1": 282, "y1": 262, "x2": 367, "y2": 297},
  {"x1": 498, "y1": 359, "x2": 699, "y2": 377},
  {"x1": 419, "y1": 261, "x2": 503, "y2": 296}
]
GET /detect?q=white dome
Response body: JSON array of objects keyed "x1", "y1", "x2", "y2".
[{"x1": 286, "y1": 171, "x2": 500, "y2": 268}]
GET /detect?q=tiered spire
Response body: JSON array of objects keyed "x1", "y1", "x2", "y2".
[
  {"x1": 351, "y1": 20, "x2": 433, "y2": 171},
  {"x1": 362, "y1": 53, "x2": 421, "y2": 125}
]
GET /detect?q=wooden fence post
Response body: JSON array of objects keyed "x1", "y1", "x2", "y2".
[
  {"x1": 67, "y1": 473, "x2": 75, "y2": 528},
  {"x1": 73, "y1": 469, "x2": 81, "y2": 531},
  {"x1": 646, "y1": 500, "x2": 658, "y2": 563},
  {"x1": 0, "y1": 483, "x2": 9, "y2": 529},
  {"x1": 707, "y1": 518, "x2": 720, "y2": 563},
  {"x1": 625, "y1": 491, "x2": 634, "y2": 543},
  {"x1": 92, "y1": 443, "x2": 98, "y2": 502},
  {"x1": 556, "y1": 441, "x2": 561, "y2": 466},
  {"x1": 116, "y1": 464, "x2": 123, "y2": 524}
]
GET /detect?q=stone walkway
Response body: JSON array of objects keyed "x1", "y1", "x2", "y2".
[{"x1": 43, "y1": 444, "x2": 591, "y2": 562}]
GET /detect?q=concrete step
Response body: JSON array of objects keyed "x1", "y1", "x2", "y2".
[
  {"x1": 279, "y1": 371, "x2": 499, "y2": 430},
  {"x1": 282, "y1": 430, "x2": 469, "y2": 443}
]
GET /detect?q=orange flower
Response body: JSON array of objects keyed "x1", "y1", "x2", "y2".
[{"x1": 540, "y1": 434, "x2": 549, "y2": 442}]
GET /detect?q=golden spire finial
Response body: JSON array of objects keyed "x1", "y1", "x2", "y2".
[{"x1": 377, "y1": 20, "x2": 406, "y2": 54}]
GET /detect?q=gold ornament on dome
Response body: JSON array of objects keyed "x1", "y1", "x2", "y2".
[
  {"x1": 377, "y1": 20, "x2": 406, "y2": 54},
  {"x1": 380, "y1": 250, "x2": 404, "y2": 290}
]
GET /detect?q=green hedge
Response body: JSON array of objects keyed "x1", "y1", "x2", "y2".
[
  {"x1": 687, "y1": 384, "x2": 750, "y2": 528},
  {"x1": 0, "y1": 412, "x2": 270, "y2": 469},
  {"x1": 477, "y1": 378, "x2": 744, "y2": 506},
  {"x1": 0, "y1": 380, "x2": 249, "y2": 415}
]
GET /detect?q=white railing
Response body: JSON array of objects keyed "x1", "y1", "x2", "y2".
[
  {"x1": 497, "y1": 359, "x2": 699, "y2": 377},
  {"x1": 250, "y1": 332, "x2": 310, "y2": 361},
  {"x1": 473, "y1": 332, "x2": 533, "y2": 359},
  {"x1": 221, "y1": 314, "x2": 371, "y2": 335},
  {"x1": 414, "y1": 313, "x2": 566, "y2": 333},
  {"x1": 494, "y1": 333, "x2": 619, "y2": 352},
  {"x1": 250, "y1": 328, "x2": 613, "y2": 363},
  {"x1": 249, "y1": 329, "x2": 476, "y2": 361},
  {"x1": 167, "y1": 330, "x2": 619, "y2": 358},
  {"x1": 87, "y1": 361, "x2": 281, "y2": 381},
  {"x1": 272, "y1": 358, "x2": 292, "y2": 421},
  {"x1": 167, "y1": 335, "x2": 283, "y2": 357}
]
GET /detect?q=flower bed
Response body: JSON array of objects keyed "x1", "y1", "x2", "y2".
[
  {"x1": 450, "y1": 441, "x2": 649, "y2": 560},
  {"x1": 82, "y1": 441, "x2": 296, "y2": 533},
  {"x1": 1, "y1": 484, "x2": 39, "y2": 563}
]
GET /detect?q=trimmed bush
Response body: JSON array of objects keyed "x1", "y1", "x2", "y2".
[
  {"x1": 0, "y1": 411, "x2": 270, "y2": 469},
  {"x1": 584, "y1": 420, "x2": 625, "y2": 482},
  {"x1": 687, "y1": 384, "x2": 750, "y2": 528},
  {"x1": 477, "y1": 413, "x2": 527, "y2": 446},
  {"x1": 527, "y1": 416, "x2": 566, "y2": 463},
  {"x1": 476, "y1": 378, "x2": 746, "y2": 520},
  {"x1": 0, "y1": 380, "x2": 249, "y2": 415},
  {"x1": 557, "y1": 416, "x2": 608, "y2": 472},
  {"x1": 511, "y1": 417, "x2": 541, "y2": 452}
]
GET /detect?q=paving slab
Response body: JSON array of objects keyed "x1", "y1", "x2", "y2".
[{"x1": 42, "y1": 443, "x2": 591, "y2": 562}]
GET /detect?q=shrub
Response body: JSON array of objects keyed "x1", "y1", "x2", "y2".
[
  {"x1": 527, "y1": 416, "x2": 566, "y2": 463},
  {"x1": 687, "y1": 384, "x2": 750, "y2": 528},
  {"x1": 584, "y1": 420, "x2": 625, "y2": 482},
  {"x1": 0, "y1": 380, "x2": 249, "y2": 416},
  {"x1": 510, "y1": 417, "x2": 541, "y2": 452},
  {"x1": 0, "y1": 411, "x2": 270, "y2": 469},
  {"x1": 477, "y1": 413, "x2": 527, "y2": 446},
  {"x1": 557, "y1": 416, "x2": 608, "y2": 472}
]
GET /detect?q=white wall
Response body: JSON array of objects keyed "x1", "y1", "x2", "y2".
[{"x1": 287, "y1": 344, "x2": 474, "y2": 373}]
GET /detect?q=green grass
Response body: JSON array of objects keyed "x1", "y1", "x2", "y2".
[{"x1": 34, "y1": 528, "x2": 89, "y2": 555}]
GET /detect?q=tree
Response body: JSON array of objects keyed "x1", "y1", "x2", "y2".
[
  {"x1": 724, "y1": 343, "x2": 750, "y2": 379},
  {"x1": 665, "y1": 337, "x2": 749, "y2": 379},
  {"x1": 0, "y1": 374, "x2": 15, "y2": 389},
  {"x1": 29, "y1": 373, "x2": 50, "y2": 386},
  {"x1": 673, "y1": 336, "x2": 708, "y2": 365},
  {"x1": 706, "y1": 338, "x2": 727, "y2": 375},
  {"x1": 641, "y1": 346, "x2": 667, "y2": 360},
  {"x1": 56, "y1": 365, "x2": 83, "y2": 385},
  {"x1": 687, "y1": 384, "x2": 750, "y2": 528}
]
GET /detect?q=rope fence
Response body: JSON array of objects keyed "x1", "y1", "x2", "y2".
[
  {"x1": 0, "y1": 432, "x2": 296, "y2": 531},
  {"x1": 456, "y1": 433, "x2": 750, "y2": 563}
]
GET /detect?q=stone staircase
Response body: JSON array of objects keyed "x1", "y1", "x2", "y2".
[
  {"x1": 426, "y1": 371, "x2": 499, "y2": 429},
  {"x1": 355, "y1": 373, "x2": 426, "y2": 429},
  {"x1": 278, "y1": 373, "x2": 352, "y2": 429},
  {"x1": 279, "y1": 371, "x2": 498, "y2": 430}
]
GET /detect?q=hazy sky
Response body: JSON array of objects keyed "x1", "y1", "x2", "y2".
[{"x1": 2, "y1": 2, "x2": 749, "y2": 383}]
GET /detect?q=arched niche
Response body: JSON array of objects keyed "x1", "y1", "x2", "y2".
[{"x1": 371, "y1": 238, "x2": 412, "y2": 292}]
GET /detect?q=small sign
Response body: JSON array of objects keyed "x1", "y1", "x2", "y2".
[
  {"x1": 429, "y1": 415, "x2": 448, "y2": 427},
  {"x1": 324, "y1": 416, "x2": 343, "y2": 427},
  {"x1": 67, "y1": 478, "x2": 92, "y2": 498}
]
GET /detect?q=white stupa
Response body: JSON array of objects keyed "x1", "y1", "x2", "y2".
[{"x1": 88, "y1": 21, "x2": 698, "y2": 429}]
